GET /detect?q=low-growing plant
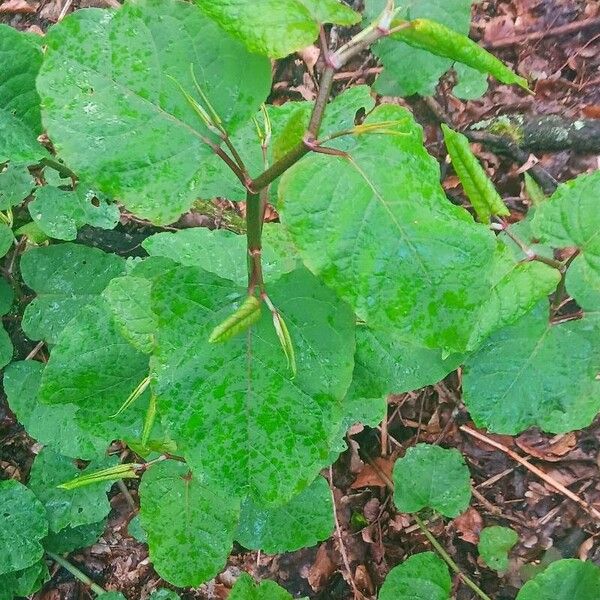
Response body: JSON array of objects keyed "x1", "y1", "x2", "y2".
[{"x1": 1, "y1": 0, "x2": 599, "y2": 597}]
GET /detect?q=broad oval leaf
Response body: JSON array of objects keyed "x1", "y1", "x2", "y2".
[
  {"x1": 280, "y1": 105, "x2": 496, "y2": 353},
  {"x1": 0, "y1": 480, "x2": 48, "y2": 576},
  {"x1": 152, "y1": 266, "x2": 355, "y2": 504},
  {"x1": 0, "y1": 561, "x2": 48, "y2": 600},
  {"x1": 0, "y1": 164, "x2": 35, "y2": 210},
  {"x1": 229, "y1": 573, "x2": 293, "y2": 600},
  {"x1": 4, "y1": 361, "x2": 108, "y2": 460},
  {"x1": 139, "y1": 460, "x2": 240, "y2": 587},
  {"x1": 149, "y1": 590, "x2": 180, "y2": 600},
  {"x1": 143, "y1": 225, "x2": 299, "y2": 287},
  {"x1": 28, "y1": 448, "x2": 115, "y2": 533},
  {"x1": 196, "y1": 0, "x2": 360, "y2": 58},
  {"x1": 0, "y1": 324, "x2": 12, "y2": 369},
  {"x1": 236, "y1": 476, "x2": 334, "y2": 553},
  {"x1": 516, "y1": 559, "x2": 600, "y2": 600},
  {"x1": 29, "y1": 185, "x2": 119, "y2": 241},
  {"x1": 348, "y1": 326, "x2": 463, "y2": 400},
  {"x1": 102, "y1": 276, "x2": 157, "y2": 353},
  {"x1": 0, "y1": 277, "x2": 13, "y2": 315},
  {"x1": 379, "y1": 552, "x2": 451, "y2": 600},
  {"x1": 532, "y1": 170, "x2": 600, "y2": 310},
  {"x1": 0, "y1": 223, "x2": 14, "y2": 259},
  {"x1": 478, "y1": 526, "x2": 518, "y2": 572},
  {"x1": 21, "y1": 243, "x2": 125, "y2": 343},
  {"x1": 463, "y1": 302, "x2": 600, "y2": 434},
  {"x1": 43, "y1": 519, "x2": 106, "y2": 555},
  {"x1": 467, "y1": 243, "x2": 561, "y2": 350},
  {"x1": 392, "y1": 444, "x2": 471, "y2": 517},
  {"x1": 38, "y1": 0, "x2": 272, "y2": 224},
  {"x1": 0, "y1": 25, "x2": 47, "y2": 164},
  {"x1": 38, "y1": 298, "x2": 149, "y2": 441}
]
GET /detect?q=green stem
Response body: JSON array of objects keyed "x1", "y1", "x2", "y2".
[
  {"x1": 414, "y1": 515, "x2": 493, "y2": 600},
  {"x1": 46, "y1": 552, "x2": 106, "y2": 596}
]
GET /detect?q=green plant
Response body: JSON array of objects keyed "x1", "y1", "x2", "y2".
[{"x1": 1, "y1": 0, "x2": 599, "y2": 597}]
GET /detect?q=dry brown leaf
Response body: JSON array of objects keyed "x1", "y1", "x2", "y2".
[
  {"x1": 0, "y1": 0, "x2": 37, "y2": 13},
  {"x1": 452, "y1": 507, "x2": 483, "y2": 545},
  {"x1": 306, "y1": 543, "x2": 336, "y2": 591},
  {"x1": 351, "y1": 456, "x2": 395, "y2": 489},
  {"x1": 516, "y1": 431, "x2": 577, "y2": 462}
]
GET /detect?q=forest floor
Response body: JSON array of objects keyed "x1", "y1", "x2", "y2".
[{"x1": 1, "y1": 0, "x2": 600, "y2": 598}]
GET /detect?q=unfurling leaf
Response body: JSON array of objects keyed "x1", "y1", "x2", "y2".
[
  {"x1": 442, "y1": 125, "x2": 509, "y2": 223},
  {"x1": 266, "y1": 298, "x2": 297, "y2": 377},
  {"x1": 57, "y1": 463, "x2": 140, "y2": 490},
  {"x1": 393, "y1": 19, "x2": 529, "y2": 90},
  {"x1": 209, "y1": 295, "x2": 261, "y2": 343}
]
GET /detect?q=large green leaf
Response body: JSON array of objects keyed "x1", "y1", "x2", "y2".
[
  {"x1": 43, "y1": 519, "x2": 106, "y2": 554},
  {"x1": 463, "y1": 302, "x2": 600, "y2": 434},
  {"x1": 478, "y1": 526, "x2": 518, "y2": 572},
  {"x1": 236, "y1": 476, "x2": 334, "y2": 553},
  {"x1": 152, "y1": 266, "x2": 355, "y2": 504},
  {"x1": 0, "y1": 324, "x2": 12, "y2": 369},
  {"x1": 0, "y1": 480, "x2": 48, "y2": 576},
  {"x1": 139, "y1": 461, "x2": 239, "y2": 587},
  {"x1": 38, "y1": 298, "x2": 149, "y2": 433},
  {"x1": 0, "y1": 223, "x2": 14, "y2": 258},
  {"x1": 392, "y1": 444, "x2": 471, "y2": 517},
  {"x1": 142, "y1": 224, "x2": 299, "y2": 287},
  {"x1": 366, "y1": 0, "x2": 472, "y2": 97},
  {"x1": 229, "y1": 573, "x2": 293, "y2": 600},
  {"x1": 21, "y1": 243, "x2": 126, "y2": 343},
  {"x1": 533, "y1": 171, "x2": 600, "y2": 310},
  {"x1": 467, "y1": 243, "x2": 561, "y2": 350},
  {"x1": 379, "y1": 552, "x2": 451, "y2": 600},
  {"x1": 0, "y1": 164, "x2": 35, "y2": 210},
  {"x1": 348, "y1": 326, "x2": 463, "y2": 401},
  {"x1": 0, "y1": 561, "x2": 48, "y2": 600},
  {"x1": 37, "y1": 0, "x2": 272, "y2": 224},
  {"x1": 0, "y1": 25, "x2": 47, "y2": 164},
  {"x1": 4, "y1": 361, "x2": 108, "y2": 460},
  {"x1": 516, "y1": 559, "x2": 600, "y2": 600},
  {"x1": 28, "y1": 185, "x2": 119, "y2": 241},
  {"x1": 0, "y1": 277, "x2": 13, "y2": 315},
  {"x1": 102, "y1": 276, "x2": 156, "y2": 353},
  {"x1": 280, "y1": 105, "x2": 496, "y2": 352},
  {"x1": 28, "y1": 448, "x2": 115, "y2": 533},
  {"x1": 196, "y1": 0, "x2": 359, "y2": 58}
]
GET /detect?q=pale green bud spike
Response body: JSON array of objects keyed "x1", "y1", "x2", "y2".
[
  {"x1": 58, "y1": 463, "x2": 140, "y2": 490},
  {"x1": 209, "y1": 295, "x2": 262, "y2": 343},
  {"x1": 110, "y1": 375, "x2": 152, "y2": 418}
]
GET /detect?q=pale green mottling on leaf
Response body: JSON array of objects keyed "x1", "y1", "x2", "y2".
[
  {"x1": 280, "y1": 105, "x2": 496, "y2": 353},
  {"x1": 139, "y1": 461, "x2": 239, "y2": 587},
  {"x1": 463, "y1": 302, "x2": 600, "y2": 434},
  {"x1": 21, "y1": 243, "x2": 126, "y2": 343},
  {"x1": 38, "y1": 0, "x2": 272, "y2": 224},
  {"x1": 236, "y1": 476, "x2": 334, "y2": 553},
  {"x1": 152, "y1": 266, "x2": 355, "y2": 504}
]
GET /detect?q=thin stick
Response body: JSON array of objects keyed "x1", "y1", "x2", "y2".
[
  {"x1": 117, "y1": 479, "x2": 136, "y2": 512},
  {"x1": 328, "y1": 467, "x2": 364, "y2": 600},
  {"x1": 46, "y1": 552, "x2": 106, "y2": 595},
  {"x1": 485, "y1": 16, "x2": 600, "y2": 49},
  {"x1": 460, "y1": 425, "x2": 600, "y2": 520},
  {"x1": 413, "y1": 515, "x2": 493, "y2": 600}
]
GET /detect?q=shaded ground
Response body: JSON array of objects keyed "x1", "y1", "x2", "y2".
[{"x1": 1, "y1": 0, "x2": 600, "y2": 598}]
